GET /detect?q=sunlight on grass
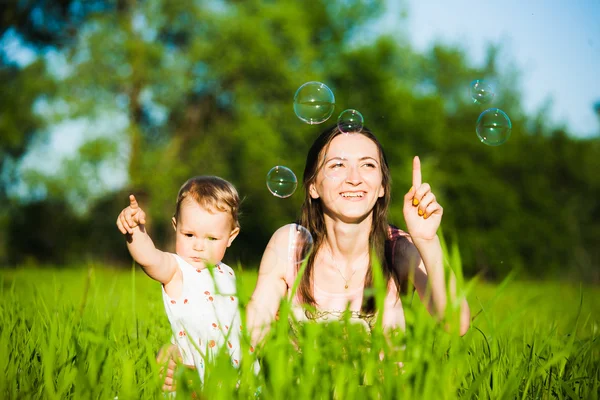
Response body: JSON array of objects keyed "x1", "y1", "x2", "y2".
[{"x1": 1, "y1": 252, "x2": 598, "y2": 398}]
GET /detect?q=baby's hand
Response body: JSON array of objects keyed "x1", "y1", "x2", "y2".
[{"x1": 116, "y1": 194, "x2": 147, "y2": 235}]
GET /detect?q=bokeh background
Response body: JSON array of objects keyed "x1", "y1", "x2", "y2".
[{"x1": 1, "y1": 0, "x2": 599, "y2": 282}]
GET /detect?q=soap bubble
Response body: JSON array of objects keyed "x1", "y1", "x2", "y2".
[
  {"x1": 470, "y1": 80, "x2": 495, "y2": 105},
  {"x1": 476, "y1": 108, "x2": 512, "y2": 146},
  {"x1": 266, "y1": 166, "x2": 298, "y2": 198},
  {"x1": 263, "y1": 224, "x2": 314, "y2": 271},
  {"x1": 289, "y1": 224, "x2": 314, "y2": 266},
  {"x1": 337, "y1": 109, "x2": 364, "y2": 133},
  {"x1": 293, "y1": 81, "x2": 335, "y2": 124}
]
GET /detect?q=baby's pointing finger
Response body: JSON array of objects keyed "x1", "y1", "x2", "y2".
[{"x1": 129, "y1": 194, "x2": 138, "y2": 209}]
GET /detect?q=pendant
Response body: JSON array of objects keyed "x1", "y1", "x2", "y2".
[{"x1": 345, "y1": 284, "x2": 349, "y2": 289}]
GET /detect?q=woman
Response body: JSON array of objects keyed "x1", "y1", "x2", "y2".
[
  {"x1": 246, "y1": 125, "x2": 471, "y2": 345},
  {"x1": 161, "y1": 125, "x2": 470, "y2": 391}
]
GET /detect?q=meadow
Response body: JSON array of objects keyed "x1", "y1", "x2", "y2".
[{"x1": 1, "y1": 261, "x2": 598, "y2": 399}]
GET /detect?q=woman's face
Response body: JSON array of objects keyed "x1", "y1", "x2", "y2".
[{"x1": 309, "y1": 133, "x2": 385, "y2": 223}]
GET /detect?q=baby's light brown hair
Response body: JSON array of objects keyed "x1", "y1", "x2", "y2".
[{"x1": 174, "y1": 176, "x2": 240, "y2": 230}]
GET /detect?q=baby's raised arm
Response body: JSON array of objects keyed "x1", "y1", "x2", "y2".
[{"x1": 116, "y1": 194, "x2": 177, "y2": 285}]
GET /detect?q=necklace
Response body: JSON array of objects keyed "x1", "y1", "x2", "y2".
[{"x1": 329, "y1": 248, "x2": 367, "y2": 290}]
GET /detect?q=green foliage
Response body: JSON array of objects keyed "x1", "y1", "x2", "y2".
[
  {"x1": 0, "y1": 0, "x2": 598, "y2": 280},
  {"x1": 0, "y1": 61, "x2": 51, "y2": 198}
]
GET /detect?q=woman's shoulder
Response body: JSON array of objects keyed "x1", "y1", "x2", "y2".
[
  {"x1": 274, "y1": 223, "x2": 298, "y2": 235},
  {"x1": 263, "y1": 223, "x2": 303, "y2": 284},
  {"x1": 269, "y1": 223, "x2": 302, "y2": 247},
  {"x1": 260, "y1": 223, "x2": 298, "y2": 268}
]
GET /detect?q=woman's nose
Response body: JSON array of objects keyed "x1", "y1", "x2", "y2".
[{"x1": 345, "y1": 164, "x2": 362, "y2": 184}]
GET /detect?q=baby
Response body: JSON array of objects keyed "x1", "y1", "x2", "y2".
[{"x1": 116, "y1": 176, "x2": 243, "y2": 383}]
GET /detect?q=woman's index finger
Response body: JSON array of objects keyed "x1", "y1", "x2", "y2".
[{"x1": 412, "y1": 156, "x2": 422, "y2": 188}]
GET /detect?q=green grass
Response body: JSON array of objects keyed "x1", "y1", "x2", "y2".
[{"x1": 1, "y1": 261, "x2": 598, "y2": 399}]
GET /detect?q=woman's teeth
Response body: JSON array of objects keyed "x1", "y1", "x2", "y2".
[{"x1": 341, "y1": 192, "x2": 364, "y2": 198}]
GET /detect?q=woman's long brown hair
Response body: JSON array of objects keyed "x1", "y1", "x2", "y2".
[{"x1": 297, "y1": 125, "x2": 399, "y2": 314}]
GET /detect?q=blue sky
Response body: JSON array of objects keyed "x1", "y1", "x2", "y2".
[{"x1": 399, "y1": 0, "x2": 600, "y2": 137}]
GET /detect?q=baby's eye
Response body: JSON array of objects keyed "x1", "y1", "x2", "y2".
[
  {"x1": 207, "y1": 237, "x2": 218, "y2": 241},
  {"x1": 184, "y1": 233, "x2": 193, "y2": 238}
]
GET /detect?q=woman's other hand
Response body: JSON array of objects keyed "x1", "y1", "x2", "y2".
[{"x1": 403, "y1": 156, "x2": 443, "y2": 241}]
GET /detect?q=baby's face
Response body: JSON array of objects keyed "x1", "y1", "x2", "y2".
[{"x1": 173, "y1": 198, "x2": 239, "y2": 270}]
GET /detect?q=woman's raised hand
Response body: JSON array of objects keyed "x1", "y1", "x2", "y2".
[{"x1": 403, "y1": 156, "x2": 443, "y2": 241}]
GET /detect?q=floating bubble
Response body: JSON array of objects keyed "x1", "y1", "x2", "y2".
[
  {"x1": 476, "y1": 108, "x2": 512, "y2": 146},
  {"x1": 337, "y1": 109, "x2": 364, "y2": 133},
  {"x1": 470, "y1": 80, "x2": 495, "y2": 105},
  {"x1": 293, "y1": 81, "x2": 335, "y2": 124},
  {"x1": 289, "y1": 224, "x2": 314, "y2": 266},
  {"x1": 266, "y1": 166, "x2": 298, "y2": 198}
]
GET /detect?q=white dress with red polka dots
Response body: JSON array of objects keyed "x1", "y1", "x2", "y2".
[{"x1": 162, "y1": 254, "x2": 242, "y2": 382}]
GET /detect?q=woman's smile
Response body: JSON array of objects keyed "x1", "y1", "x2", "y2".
[{"x1": 340, "y1": 191, "x2": 366, "y2": 200}]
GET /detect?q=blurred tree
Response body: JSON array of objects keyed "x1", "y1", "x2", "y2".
[
  {"x1": 1, "y1": 0, "x2": 598, "y2": 282},
  {"x1": 18, "y1": 0, "x2": 390, "y2": 262},
  {"x1": 0, "y1": 0, "x2": 115, "y2": 261},
  {"x1": 0, "y1": 0, "x2": 112, "y2": 48},
  {"x1": 0, "y1": 61, "x2": 49, "y2": 198}
]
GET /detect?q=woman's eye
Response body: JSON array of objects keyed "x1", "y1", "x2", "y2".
[
  {"x1": 330, "y1": 162, "x2": 345, "y2": 169},
  {"x1": 362, "y1": 162, "x2": 376, "y2": 168}
]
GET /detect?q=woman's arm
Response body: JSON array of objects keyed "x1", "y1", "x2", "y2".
[
  {"x1": 410, "y1": 236, "x2": 470, "y2": 335},
  {"x1": 400, "y1": 156, "x2": 470, "y2": 335},
  {"x1": 246, "y1": 225, "x2": 291, "y2": 346}
]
